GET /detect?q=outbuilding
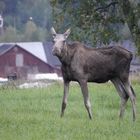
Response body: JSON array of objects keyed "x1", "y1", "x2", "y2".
[{"x1": 0, "y1": 42, "x2": 60, "y2": 79}]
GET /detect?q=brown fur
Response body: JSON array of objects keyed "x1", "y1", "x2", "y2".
[{"x1": 60, "y1": 42, "x2": 132, "y2": 83}]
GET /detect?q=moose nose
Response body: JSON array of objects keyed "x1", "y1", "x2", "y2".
[{"x1": 52, "y1": 47, "x2": 59, "y2": 56}]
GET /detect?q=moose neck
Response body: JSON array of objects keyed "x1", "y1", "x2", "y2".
[{"x1": 58, "y1": 43, "x2": 75, "y2": 66}]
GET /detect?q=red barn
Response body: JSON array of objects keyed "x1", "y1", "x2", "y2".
[{"x1": 0, "y1": 42, "x2": 60, "y2": 79}]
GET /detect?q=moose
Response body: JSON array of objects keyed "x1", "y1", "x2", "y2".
[{"x1": 51, "y1": 27, "x2": 136, "y2": 121}]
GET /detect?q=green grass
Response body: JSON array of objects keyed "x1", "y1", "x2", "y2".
[{"x1": 0, "y1": 82, "x2": 140, "y2": 140}]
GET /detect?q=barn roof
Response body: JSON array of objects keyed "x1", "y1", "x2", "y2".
[{"x1": 0, "y1": 44, "x2": 14, "y2": 55}]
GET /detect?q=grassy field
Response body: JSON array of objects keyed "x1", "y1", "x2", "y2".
[{"x1": 0, "y1": 81, "x2": 140, "y2": 140}]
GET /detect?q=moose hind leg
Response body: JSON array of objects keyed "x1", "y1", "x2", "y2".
[
  {"x1": 119, "y1": 95, "x2": 129, "y2": 118},
  {"x1": 123, "y1": 81, "x2": 136, "y2": 121},
  {"x1": 79, "y1": 80, "x2": 92, "y2": 119},
  {"x1": 61, "y1": 81, "x2": 70, "y2": 117},
  {"x1": 111, "y1": 79, "x2": 129, "y2": 119}
]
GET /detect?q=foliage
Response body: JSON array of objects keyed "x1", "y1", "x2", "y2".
[
  {"x1": 0, "y1": 82, "x2": 140, "y2": 140},
  {"x1": 50, "y1": 0, "x2": 122, "y2": 46},
  {"x1": 51, "y1": 0, "x2": 140, "y2": 53}
]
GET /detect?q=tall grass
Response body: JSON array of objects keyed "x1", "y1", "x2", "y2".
[{"x1": 0, "y1": 82, "x2": 140, "y2": 140}]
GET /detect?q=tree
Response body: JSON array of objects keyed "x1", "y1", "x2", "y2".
[
  {"x1": 50, "y1": 0, "x2": 121, "y2": 46},
  {"x1": 23, "y1": 19, "x2": 38, "y2": 41},
  {"x1": 51, "y1": 0, "x2": 140, "y2": 55},
  {"x1": 23, "y1": 18, "x2": 47, "y2": 42},
  {"x1": 119, "y1": 0, "x2": 140, "y2": 54}
]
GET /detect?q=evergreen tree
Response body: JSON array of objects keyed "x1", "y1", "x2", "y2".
[{"x1": 23, "y1": 18, "x2": 39, "y2": 41}]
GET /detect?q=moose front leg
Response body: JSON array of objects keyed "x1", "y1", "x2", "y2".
[
  {"x1": 79, "y1": 80, "x2": 92, "y2": 119},
  {"x1": 61, "y1": 81, "x2": 70, "y2": 117}
]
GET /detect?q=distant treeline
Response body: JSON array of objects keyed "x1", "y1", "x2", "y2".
[
  {"x1": 0, "y1": 0, "x2": 139, "y2": 54},
  {"x1": 0, "y1": 0, "x2": 52, "y2": 42}
]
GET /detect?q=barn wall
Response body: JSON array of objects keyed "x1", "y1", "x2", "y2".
[{"x1": 0, "y1": 46, "x2": 56, "y2": 79}]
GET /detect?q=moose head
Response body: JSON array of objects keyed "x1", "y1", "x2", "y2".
[{"x1": 51, "y1": 27, "x2": 71, "y2": 57}]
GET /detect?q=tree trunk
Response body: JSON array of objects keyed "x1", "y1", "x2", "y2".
[{"x1": 119, "y1": 0, "x2": 140, "y2": 55}]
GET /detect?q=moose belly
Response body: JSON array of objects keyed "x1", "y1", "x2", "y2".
[
  {"x1": 89, "y1": 76, "x2": 110, "y2": 83},
  {"x1": 87, "y1": 70, "x2": 116, "y2": 83}
]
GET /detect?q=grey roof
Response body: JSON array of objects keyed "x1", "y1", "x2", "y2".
[
  {"x1": 43, "y1": 42, "x2": 61, "y2": 66},
  {"x1": 0, "y1": 44, "x2": 14, "y2": 55}
]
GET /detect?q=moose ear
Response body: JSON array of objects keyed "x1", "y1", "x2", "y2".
[
  {"x1": 51, "y1": 27, "x2": 57, "y2": 38},
  {"x1": 64, "y1": 28, "x2": 71, "y2": 39}
]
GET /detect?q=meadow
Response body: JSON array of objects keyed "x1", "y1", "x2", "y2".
[{"x1": 0, "y1": 81, "x2": 140, "y2": 140}]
